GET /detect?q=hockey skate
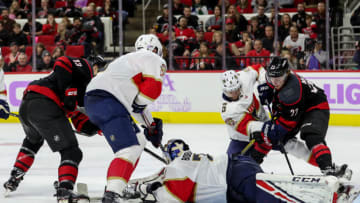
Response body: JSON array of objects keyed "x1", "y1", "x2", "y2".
[
  {"x1": 337, "y1": 183, "x2": 360, "y2": 203},
  {"x1": 102, "y1": 190, "x2": 123, "y2": 203},
  {"x1": 321, "y1": 164, "x2": 352, "y2": 181},
  {"x1": 3, "y1": 168, "x2": 25, "y2": 197},
  {"x1": 55, "y1": 187, "x2": 90, "y2": 203}
]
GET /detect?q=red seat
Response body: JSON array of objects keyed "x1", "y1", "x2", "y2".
[
  {"x1": 1, "y1": 47, "x2": 10, "y2": 58},
  {"x1": 37, "y1": 35, "x2": 55, "y2": 46},
  {"x1": 65, "y1": 45, "x2": 84, "y2": 58},
  {"x1": 279, "y1": 8, "x2": 297, "y2": 12},
  {"x1": 55, "y1": 1, "x2": 67, "y2": 8},
  {"x1": 25, "y1": 47, "x2": 33, "y2": 59},
  {"x1": 46, "y1": 46, "x2": 56, "y2": 55},
  {"x1": 181, "y1": 0, "x2": 192, "y2": 6},
  {"x1": 204, "y1": 32, "x2": 214, "y2": 43}
]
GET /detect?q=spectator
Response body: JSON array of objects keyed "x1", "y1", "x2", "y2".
[
  {"x1": 37, "y1": 0, "x2": 55, "y2": 18},
  {"x1": 353, "y1": 40, "x2": 360, "y2": 70},
  {"x1": 30, "y1": 43, "x2": 46, "y2": 66},
  {"x1": 231, "y1": 31, "x2": 253, "y2": 57},
  {"x1": 4, "y1": 41, "x2": 19, "y2": 65},
  {"x1": 248, "y1": 16, "x2": 264, "y2": 40},
  {"x1": 245, "y1": 39, "x2": 270, "y2": 66},
  {"x1": 187, "y1": 27, "x2": 205, "y2": 53},
  {"x1": 214, "y1": 43, "x2": 238, "y2": 70},
  {"x1": 6, "y1": 52, "x2": 32, "y2": 72},
  {"x1": 350, "y1": 6, "x2": 360, "y2": 41},
  {"x1": 312, "y1": 2, "x2": 326, "y2": 42},
  {"x1": 51, "y1": 46, "x2": 65, "y2": 59},
  {"x1": 225, "y1": 18, "x2": 239, "y2": 43},
  {"x1": 306, "y1": 39, "x2": 327, "y2": 70},
  {"x1": 9, "y1": 0, "x2": 26, "y2": 19},
  {"x1": 252, "y1": 0, "x2": 270, "y2": 13},
  {"x1": 156, "y1": 4, "x2": 177, "y2": 33},
  {"x1": 191, "y1": 0, "x2": 208, "y2": 15},
  {"x1": 283, "y1": 26, "x2": 308, "y2": 55},
  {"x1": 42, "y1": 13, "x2": 58, "y2": 35},
  {"x1": 181, "y1": 6, "x2": 199, "y2": 30},
  {"x1": 205, "y1": 5, "x2": 222, "y2": 32},
  {"x1": 209, "y1": 30, "x2": 222, "y2": 50},
  {"x1": 98, "y1": 0, "x2": 122, "y2": 35},
  {"x1": 302, "y1": 15, "x2": 317, "y2": 39},
  {"x1": 292, "y1": 2, "x2": 308, "y2": 32},
  {"x1": 37, "y1": 50, "x2": 54, "y2": 72},
  {"x1": 57, "y1": 0, "x2": 82, "y2": 17},
  {"x1": 278, "y1": 13, "x2": 292, "y2": 42},
  {"x1": 18, "y1": 0, "x2": 31, "y2": 16},
  {"x1": 0, "y1": 56, "x2": 8, "y2": 72},
  {"x1": 61, "y1": 16, "x2": 73, "y2": 30},
  {"x1": 175, "y1": 16, "x2": 196, "y2": 41},
  {"x1": 236, "y1": 0, "x2": 253, "y2": 13},
  {"x1": 255, "y1": 5, "x2": 269, "y2": 32},
  {"x1": 262, "y1": 25, "x2": 275, "y2": 53},
  {"x1": 82, "y1": 5, "x2": 104, "y2": 56},
  {"x1": 232, "y1": 5, "x2": 249, "y2": 33},
  {"x1": 22, "y1": 15, "x2": 43, "y2": 36},
  {"x1": 190, "y1": 42, "x2": 215, "y2": 70},
  {"x1": 55, "y1": 22, "x2": 71, "y2": 46},
  {"x1": 0, "y1": 8, "x2": 15, "y2": 33},
  {"x1": 173, "y1": 0, "x2": 184, "y2": 15},
  {"x1": 269, "y1": 6, "x2": 282, "y2": 27},
  {"x1": 0, "y1": 21, "x2": 10, "y2": 46},
  {"x1": 165, "y1": 31, "x2": 188, "y2": 69},
  {"x1": 68, "y1": 17, "x2": 82, "y2": 45},
  {"x1": 11, "y1": 23, "x2": 28, "y2": 49}
]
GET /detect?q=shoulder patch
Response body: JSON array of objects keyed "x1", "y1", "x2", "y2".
[
  {"x1": 225, "y1": 118, "x2": 235, "y2": 126},
  {"x1": 278, "y1": 74, "x2": 302, "y2": 105}
]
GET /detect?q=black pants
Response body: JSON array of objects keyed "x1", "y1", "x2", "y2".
[{"x1": 19, "y1": 92, "x2": 78, "y2": 152}]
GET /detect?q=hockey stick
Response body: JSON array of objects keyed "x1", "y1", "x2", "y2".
[
  {"x1": 266, "y1": 103, "x2": 294, "y2": 175},
  {"x1": 241, "y1": 139, "x2": 255, "y2": 155},
  {"x1": 10, "y1": 112, "x2": 19, "y2": 118}
]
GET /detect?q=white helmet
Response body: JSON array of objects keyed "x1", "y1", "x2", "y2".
[
  {"x1": 135, "y1": 34, "x2": 163, "y2": 57},
  {"x1": 222, "y1": 70, "x2": 242, "y2": 93}
]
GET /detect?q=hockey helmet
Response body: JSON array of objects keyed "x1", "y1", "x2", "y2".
[
  {"x1": 267, "y1": 57, "x2": 289, "y2": 77},
  {"x1": 164, "y1": 139, "x2": 190, "y2": 162},
  {"x1": 87, "y1": 55, "x2": 106, "y2": 70},
  {"x1": 135, "y1": 34, "x2": 163, "y2": 57},
  {"x1": 222, "y1": 70, "x2": 242, "y2": 93}
]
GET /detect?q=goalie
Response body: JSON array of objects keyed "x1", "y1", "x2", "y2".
[{"x1": 123, "y1": 139, "x2": 359, "y2": 203}]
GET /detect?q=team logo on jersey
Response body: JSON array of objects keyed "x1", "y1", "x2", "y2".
[
  {"x1": 54, "y1": 135, "x2": 60, "y2": 142},
  {"x1": 225, "y1": 118, "x2": 235, "y2": 126},
  {"x1": 110, "y1": 135, "x2": 116, "y2": 142},
  {"x1": 160, "y1": 64, "x2": 166, "y2": 77}
]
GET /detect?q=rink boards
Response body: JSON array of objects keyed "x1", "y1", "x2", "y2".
[{"x1": 2, "y1": 71, "x2": 360, "y2": 126}]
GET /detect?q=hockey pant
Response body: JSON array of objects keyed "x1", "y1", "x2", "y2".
[
  {"x1": 85, "y1": 90, "x2": 145, "y2": 194},
  {"x1": 227, "y1": 139, "x2": 253, "y2": 157}
]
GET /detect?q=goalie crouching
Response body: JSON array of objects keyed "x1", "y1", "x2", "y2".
[{"x1": 122, "y1": 139, "x2": 357, "y2": 203}]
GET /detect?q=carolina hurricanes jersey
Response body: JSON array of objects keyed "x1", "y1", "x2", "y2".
[
  {"x1": 154, "y1": 152, "x2": 228, "y2": 203},
  {"x1": 221, "y1": 65, "x2": 269, "y2": 142},
  {"x1": 0, "y1": 69, "x2": 7, "y2": 101},
  {"x1": 86, "y1": 49, "x2": 167, "y2": 123}
]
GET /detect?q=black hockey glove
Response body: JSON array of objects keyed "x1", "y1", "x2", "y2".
[
  {"x1": 257, "y1": 83, "x2": 274, "y2": 105},
  {"x1": 251, "y1": 141, "x2": 272, "y2": 164},
  {"x1": 63, "y1": 88, "x2": 78, "y2": 112},
  {"x1": 132, "y1": 101, "x2": 146, "y2": 113},
  {"x1": 68, "y1": 110, "x2": 100, "y2": 136},
  {"x1": 143, "y1": 118, "x2": 163, "y2": 148},
  {"x1": 0, "y1": 99, "x2": 10, "y2": 119}
]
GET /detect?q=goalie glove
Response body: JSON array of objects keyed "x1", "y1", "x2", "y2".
[{"x1": 123, "y1": 182, "x2": 162, "y2": 202}]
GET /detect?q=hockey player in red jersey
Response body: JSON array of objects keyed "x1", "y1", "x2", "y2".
[
  {"x1": 84, "y1": 34, "x2": 167, "y2": 203},
  {"x1": 252, "y1": 57, "x2": 352, "y2": 180},
  {"x1": 3, "y1": 55, "x2": 106, "y2": 202}
]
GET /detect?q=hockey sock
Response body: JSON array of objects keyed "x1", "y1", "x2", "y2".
[
  {"x1": 106, "y1": 158, "x2": 139, "y2": 194},
  {"x1": 58, "y1": 146, "x2": 83, "y2": 190},
  {"x1": 310, "y1": 144, "x2": 332, "y2": 170},
  {"x1": 13, "y1": 138, "x2": 44, "y2": 173}
]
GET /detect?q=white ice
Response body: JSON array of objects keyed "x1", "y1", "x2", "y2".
[{"x1": 0, "y1": 123, "x2": 359, "y2": 203}]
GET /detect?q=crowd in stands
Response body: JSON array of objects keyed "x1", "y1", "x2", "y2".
[
  {"x1": 151, "y1": 0, "x2": 332, "y2": 70},
  {"x1": 0, "y1": 0, "x2": 136, "y2": 72}
]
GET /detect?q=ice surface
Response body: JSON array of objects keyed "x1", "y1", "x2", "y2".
[{"x1": 0, "y1": 123, "x2": 359, "y2": 202}]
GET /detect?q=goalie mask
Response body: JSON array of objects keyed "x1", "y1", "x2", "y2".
[
  {"x1": 135, "y1": 34, "x2": 163, "y2": 57},
  {"x1": 164, "y1": 139, "x2": 190, "y2": 162},
  {"x1": 222, "y1": 70, "x2": 242, "y2": 99}
]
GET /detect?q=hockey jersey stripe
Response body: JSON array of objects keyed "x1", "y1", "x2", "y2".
[
  {"x1": 24, "y1": 85, "x2": 63, "y2": 109},
  {"x1": 277, "y1": 117, "x2": 297, "y2": 130},
  {"x1": 132, "y1": 73, "x2": 162, "y2": 101},
  {"x1": 164, "y1": 177, "x2": 196, "y2": 202},
  {"x1": 305, "y1": 102, "x2": 329, "y2": 112},
  {"x1": 236, "y1": 113, "x2": 255, "y2": 135},
  {"x1": 248, "y1": 64, "x2": 263, "y2": 76},
  {"x1": 0, "y1": 90, "x2": 7, "y2": 95},
  {"x1": 107, "y1": 158, "x2": 135, "y2": 182},
  {"x1": 55, "y1": 57, "x2": 72, "y2": 73}
]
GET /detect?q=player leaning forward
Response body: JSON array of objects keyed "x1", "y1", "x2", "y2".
[{"x1": 84, "y1": 34, "x2": 166, "y2": 202}]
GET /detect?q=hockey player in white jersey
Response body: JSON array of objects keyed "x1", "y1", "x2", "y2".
[
  {"x1": 122, "y1": 139, "x2": 359, "y2": 203},
  {"x1": 0, "y1": 63, "x2": 10, "y2": 120},
  {"x1": 84, "y1": 34, "x2": 167, "y2": 203},
  {"x1": 220, "y1": 65, "x2": 269, "y2": 158}
]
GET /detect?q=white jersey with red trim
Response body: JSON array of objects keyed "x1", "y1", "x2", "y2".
[
  {"x1": 154, "y1": 152, "x2": 228, "y2": 203},
  {"x1": 220, "y1": 65, "x2": 269, "y2": 142},
  {"x1": 0, "y1": 69, "x2": 7, "y2": 101},
  {"x1": 86, "y1": 49, "x2": 167, "y2": 124}
]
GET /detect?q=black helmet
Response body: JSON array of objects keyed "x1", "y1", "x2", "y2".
[
  {"x1": 267, "y1": 57, "x2": 289, "y2": 77},
  {"x1": 87, "y1": 55, "x2": 106, "y2": 70}
]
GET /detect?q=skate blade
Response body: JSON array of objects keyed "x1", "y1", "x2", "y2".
[{"x1": 3, "y1": 188, "x2": 11, "y2": 197}]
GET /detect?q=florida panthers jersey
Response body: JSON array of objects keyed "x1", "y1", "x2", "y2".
[
  {"x1": 86, "y1": 49, "x2": 167, "y2": 123},
  {"x1": 154, "y1": 152, "x2": 228, "y2": 203},
  {"x1": 0, "y1": 69, "x2": 7, "y2": 101},
  {"x1": 221, "y1": 65, "x2": 269, "y2": 142}
]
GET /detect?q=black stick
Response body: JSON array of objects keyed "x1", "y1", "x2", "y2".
[{"x1": 266, "y1": 103, "x2": 294, "y2": 175}]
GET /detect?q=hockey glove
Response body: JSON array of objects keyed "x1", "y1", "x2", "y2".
[
  {"x1": 63, "y1": 88, "x2": 78, "y2": 112},
  {"x1": 132, "y1": 101, "x2": 146, "y2": 113},
  {"x1": 68, "y1": 110, "x2": 100, "y2": 136},
  {"x1": 143, "y1": 118, "x2": 163, "y2": 148},
  {"x1": 0, "y1": 99, "x2": 10, "y2": 119},
  {"x1": 257, "y1": 83, "x2": 274, "y2": 105},
  {"x1": 261, "y1": 121, "x2": 288, "y2": 146},
  {"x1": 251, "y1": 142, "x2": 272, "y2": 164}
]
